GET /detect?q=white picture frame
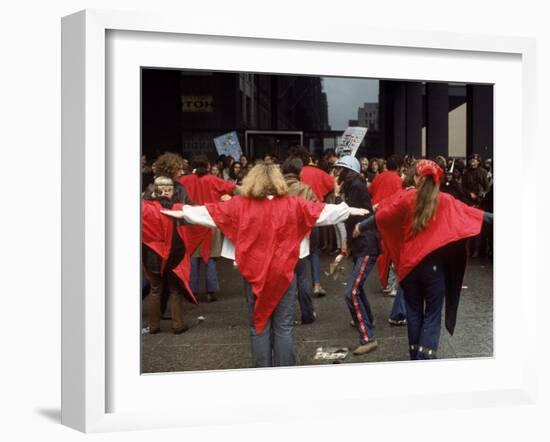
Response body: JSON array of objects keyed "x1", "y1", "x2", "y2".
[{"x1": 61, "y1": 9, "x2": 538, "y2": 433}]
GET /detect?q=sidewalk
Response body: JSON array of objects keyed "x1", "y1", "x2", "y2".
[{"x1": 141, "y1": 255, "x2": 493, "y2": 373}]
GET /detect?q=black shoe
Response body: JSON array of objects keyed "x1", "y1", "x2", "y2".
[{"x1": 207, "y1": 293, "x2": 218, "y2": 302}]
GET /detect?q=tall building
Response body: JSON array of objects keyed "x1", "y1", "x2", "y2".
[
  {"x1": 357, "y1": 102, "x2": 379, "y2": 131},
  {"x1": 141, "y1": 69, "x2": 330, "y2": 162}
]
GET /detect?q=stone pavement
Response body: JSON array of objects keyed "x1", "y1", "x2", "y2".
[{"x1": 141, "y1": 254, "x2": 493, "y2": 373}]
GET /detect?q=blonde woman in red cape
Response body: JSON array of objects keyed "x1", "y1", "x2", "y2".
[
  {"x1": 355, "y1": 160, "x2": 493, "y2": 360},
  {"x1": 162, "y1": 162, "x2": 369, "y2": 368}
]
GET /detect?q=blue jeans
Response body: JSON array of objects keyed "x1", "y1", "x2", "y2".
[
  {"x1": 344, "y1": 256, "x2": 377, "y2": 344},
  {"x1": 389, "y1": 284, "x2": 407, "y2": 321},
  {"x1": 308, "y1": 227, "x2": 321, "y2": 285},
  {"x1": 401, "y1": 251, "x2": 446, "y2": 360},
  {"x1": 244, "y1": 277, "x2": 297, "y2": 367},
  {"x1": 190, "y1": 257, "x2": 219, "y2": 293},
  {"x1": 296, "y1": 258, "x2": 315, "y2": 323}
]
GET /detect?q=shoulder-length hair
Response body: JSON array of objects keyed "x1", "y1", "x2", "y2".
[{"x1": 239, "y1": 162, "x2": 288, "y2": 199}]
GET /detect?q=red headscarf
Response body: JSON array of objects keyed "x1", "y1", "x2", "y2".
[{"x1": 416, "y1": 159, "x2": 444, "y2": 184}]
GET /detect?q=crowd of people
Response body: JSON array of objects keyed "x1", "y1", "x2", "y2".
[{"x1": 141, "y1": 146, "x2": 494, "y2": 366}]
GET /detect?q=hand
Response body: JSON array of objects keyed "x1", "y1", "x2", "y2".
[
  {"x1": 352, "y1": 223, "x2": 361, "y2": 238},
  {"x1": 470, "y1": 192, "x2": 477, "y2": 200},
  {"x1": 348, "y1": 207, "x2": 369, "y2": 217},
  {"x1": 220, "y1": 194, "x2": 232, "y2": 201}
]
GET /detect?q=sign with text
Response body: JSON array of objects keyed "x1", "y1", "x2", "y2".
[
  {"x1": 181, "y1": 96, "x2": 214, "y2": 112},
  {"x1": 213, "y1": 131, "x2": 242, "y2": 161},
  {"x1": 335, "y1": 126, "x2": 368, "y2": 157}
]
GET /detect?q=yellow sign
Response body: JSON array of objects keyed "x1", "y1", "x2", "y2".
[{"x1": 181, "y1": 96, "x2": 214, "y2": 112}]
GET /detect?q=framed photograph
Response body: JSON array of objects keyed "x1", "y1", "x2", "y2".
[{"x1": 61, "y1": 9, "x2": 537, "y2": 432}]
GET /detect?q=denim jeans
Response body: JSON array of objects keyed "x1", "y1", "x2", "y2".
[
  {"x1": 344, "y1": 255, "x2": 377, "y2": 344},
  {"x1": 401, "y1": 251, "x2": 446, "y2": 360},
  {"x1": 389, "y1": 284, "x2": 407, "y2": 321},
  {"x1": 244, "y1": 277, "x2": 297, "y2": 367},
  {"x1": 308, "y1": 226, "x2": 321, "y2": 285},
  {"x1": 295, "y1": 258, "x2": 315, "y2": 323},
  {"x1": 190, "y1": 257, "x2": 219, "y2": 293}
]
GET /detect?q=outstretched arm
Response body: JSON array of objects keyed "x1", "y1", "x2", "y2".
[
  {"x1": 353, "y1": 214, "x2": 377, "y2": 238},
  {"x1": 315, "y1": 202, "x2": 369, "y2": 226},
  {"x1": 161, "y1": 205, "x2": 217, "y2": 228}
]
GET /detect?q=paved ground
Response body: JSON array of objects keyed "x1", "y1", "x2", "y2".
[{"x1": 141, "y1": 254, "x2": 493, "y2": 373}]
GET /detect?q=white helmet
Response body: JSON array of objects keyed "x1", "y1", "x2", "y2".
[{"x1": 334, "y1": 155, "x2": 360, "y2": 173}]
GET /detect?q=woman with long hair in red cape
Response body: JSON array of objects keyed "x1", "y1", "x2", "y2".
[{"x1": 355, "y1": 160, "x2": 493, "y2": 360}]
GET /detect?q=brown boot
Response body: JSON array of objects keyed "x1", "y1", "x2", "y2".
[
  {"x1": 146, "y1": 273, "x2": 162, "y2": 333},
  {"x1": 353, "y1": 340, "x2": 379, "y2": 355},
  {"x1": 168, "y1": 281, "x2": 188, "y2": 334}
]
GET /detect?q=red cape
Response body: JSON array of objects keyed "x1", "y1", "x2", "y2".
[
  {"x1": 179, "y1": 174, "x2": 235, "y2": 262},
  {"x1": 300, "y1": 165, "x2": 334, "y2": 202},
  {"x1": 205, "y1": 195, "x2": 325, "y2": 333},
  {"x1": 375, "y1": 191, "x2": 484, "y2": 282},
  {"x1": 142, "y1": 199, "x2": 201, "y2": 304},
  {"x1": 368, "y1": 171, "x2": 404, "y2": 288}
]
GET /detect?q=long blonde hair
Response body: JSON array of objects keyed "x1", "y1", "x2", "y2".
[
  {"x1": 412, "y1": 174, "x2": 440, "y2": 234},
  {"x1": 239, "y1": 162, "x2": 288, "y2": 199}
]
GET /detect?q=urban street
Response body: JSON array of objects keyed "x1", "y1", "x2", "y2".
[{"x1": 141, "y1": 254, "x2": 493, "y2": 373}]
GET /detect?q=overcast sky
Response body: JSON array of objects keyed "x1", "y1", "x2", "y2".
[{"x1": 322, "y1": 77, "x2": 379, "y2": 130}]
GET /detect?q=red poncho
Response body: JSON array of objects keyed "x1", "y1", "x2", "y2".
[
  {"x1": 178, "y1": 174, "x2": 236, "y2": 263},
  {"x1": 368, "y1": 170, "x2": 404, "y2": 287},
  {"x1": 375, "y1": 191, "x2": 484, "y2": 282},
  {"x1": 205, "y1": 195, "x2": 325, "y2": 333},
  {"x1": 142, "y1": 199, "x2": 203, "y2": 304},
  {"x1": 300, "y1": 165, "x2": 335, "y2": 202}
]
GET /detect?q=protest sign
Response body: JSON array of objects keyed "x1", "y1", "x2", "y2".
[
  {"x1": 335, "y1": 126, "x2": 368, "y2": 157},
  {"x1": 213, "y1": 131, "x2": 242, "y2": 161}
]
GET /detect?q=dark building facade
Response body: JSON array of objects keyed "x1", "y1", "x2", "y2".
[
  {"x1": 141, "y1": 69, "x2": 493, "y2": 163},
  {"x1": 378, "y1": 80, "x2": 493, "y2": 160}
]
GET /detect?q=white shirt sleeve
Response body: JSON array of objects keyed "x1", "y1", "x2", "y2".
[
  {"x1": 181, "y1": 205, "x2": 217, "y2": 228},
  {"x1": 315, "y1": 202, "x2": 350, "y2": 226}
]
